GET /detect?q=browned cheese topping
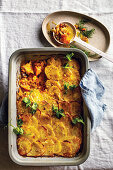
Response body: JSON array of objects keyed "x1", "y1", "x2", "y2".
[{"x1": 16, "y1": 54, "x2": 84, "y2": 157}]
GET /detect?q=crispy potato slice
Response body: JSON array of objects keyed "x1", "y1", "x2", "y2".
[
  {"x1": 17, "y1": 99, "x2": 30, "y2": 115},
  {"x1": 29, "y1": 89, "x2": 44, "y2": 103},
  {"x1": 69, "y1": 101, "x2": 82, "y2": 117},
  {"x1": 31, "y1": 116, "x2": 39, "y2": 128},
  {"x1": 27, "y1": 141, "x2": 45, "y2": 157},
  {"x1": 68, "y1": 60, "x2": 80, "y2": 71},
  {"x1": 71, "y1": 136, "x2": 81, "y2": 156},
  {"x1": 70, "y1": 124, "x2": 82, "y2": 142},
  {"x1": 60, "y1": 141, "x2": 72, "y2": 157},
  {"x1": 48, "y1": 86, "x2": 63, "y2": 100},
  {"x1": 42, "y1": 139, "x2": 54, "y2": 156},
  {"x1": 19, "y1": 113, "x2": 32, "y2": 123},
  {"x1": 22, "y1": 125, "x2": 39, "y2": 142},
  {"x1": 44, "y1": 124, "x2": 55, "y2": 137},
  {"x1": 52, "y1": 137, "x2": 62, "y2": 154},
  {"x1": 46, "y1": 80, "x2": 63, "y2": 90},
  {"x1": 45, "y1": 65, "x2": 63, "y2": 80},
  {"x1": 39, "y1": 100, "x2": 51, "y2": 113},
  {"x1": 59, "y1": 101, "x2": 70, "y2": 113},
  {"x1": 72, "y1": 87, "x2": 82, "y2": 102},
  {"x1": 43, "y1": 93, "x2": 58, "y2": 108},
  {"x1": 47, "y1": 57, "x2": 62, "y2": 67},
  {"x1": 61, "y1": 136, "x2": 81, "y2": 157},
  {"x1": 63, "y1": 89, "x2": 73, "y2": 102},
  {"x1": 19, "y1": 78, "x2": 31, "y2": 91},
  {"x1": 63, "y1": 69, "x2": 80, "y2": 86},
  {"x1": 38, "y1": 125, "x2": 48, "y2": 141},
  {"x1": 52, "y1": 121, "x2": 67, "y2": 139},
  {"x1": 39, "y1": 112, "x2": 52, "y2": 125},
  {"x1": 59, "y1": 116, "x2": 72, "y2": 135},
  {"x1": 17, "y1": 137, "x2": 32, "y2": 156}
]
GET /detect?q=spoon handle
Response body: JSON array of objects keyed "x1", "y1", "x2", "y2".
[{"x1": 74, "y1": 36, "x2": 113, "y2": 63}]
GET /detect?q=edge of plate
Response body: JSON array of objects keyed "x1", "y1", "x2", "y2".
[{"x1": 42, "y1": 10, "x2": 110, "y2": 61}]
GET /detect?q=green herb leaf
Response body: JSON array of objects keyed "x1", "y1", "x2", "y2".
[
  {"x1": 64, "y1": 82, "x2": 69, "y2": 90},
  {"x1": 72, "y1": 117, "x2": 85, "y2": 125},
  {"x1": 82, "y1": 28, "x2": 95, "y2": 38},
  {"x1": 63, "y1": 63, "x2": 73, "y2": 69},
  {"x1": 17, "y1": 119, "x2": 23, "y2": 127},
  {"x1": 23, "y1": 97, "x2": 29, "y2": 103},
  {"x1": 58, "y1": 109, "x2": 65, "y2": 117},
  {"x1": 56, "y1": 109, "x2": 65, "y2": 119},
  {"x1": 79, "y1": 19, "x2": 89, "y2": 25},
  {"x1": 31, "y1": 102, "x2": 38, "y2": 114},
  {"x1": 63, "y1": 63, "x2": 69, "y2": 68},
  {"x1": 64, "y1": 83, "x2": 77, "y2": 93},
  {"x1": 52, "y1": 105, "x2": 65, "y2": 119},
  {"x1": 76, "y1": 19, "x2": 95, "y2": 38},
  {"x1": 13, "y1": 127, "x2": 24, "y2": 135},
  {"x1": 65, "y1": 53, "x2": 74, "y2": 61},
  {"x1": 52, "y1": 105, "x2": 58, "y2": 113},
  {"x1": 69, "y1": 85, "x2": 77, "y2": 90},
  {"x1": 64, "y1": 82, "x2": 69, "y2": 94},
  {"x1": 23, "y1": 97, "x2": 31, "y2": 107}
]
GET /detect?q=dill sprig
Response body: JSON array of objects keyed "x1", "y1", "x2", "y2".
[
  {"x1": 76, "y1": 19, "x2": 95, "y2": 38},
  {"x1": 82, "y1": 29, "x2": 95, "y2": 38},
  {"x1": 79, "y1": 19, "x2": 90, "y2": 25}
]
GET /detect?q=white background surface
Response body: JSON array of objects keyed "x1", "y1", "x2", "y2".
[{"x1": 0, "y1": 0, "x2": 113, "y2": 169}]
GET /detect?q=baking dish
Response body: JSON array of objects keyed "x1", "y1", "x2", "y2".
[{"x1": 8, "y1": 47, "x2": 90, "y2": 166}]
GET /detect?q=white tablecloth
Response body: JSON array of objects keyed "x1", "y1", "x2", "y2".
[{"x1": 0, "y1": 0, "x2": 113, "y2": 169}]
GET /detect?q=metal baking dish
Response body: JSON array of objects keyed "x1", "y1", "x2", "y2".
[{"x1": 8, "y1": 47, "x2": 91, "y2": 166}]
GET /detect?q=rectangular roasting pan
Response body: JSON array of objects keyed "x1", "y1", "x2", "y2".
[{"x1": 8, "y1": 47, "x2": 91, "y2": 166}]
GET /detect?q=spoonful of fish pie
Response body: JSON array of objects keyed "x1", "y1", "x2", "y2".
[{"x1": 53, "y1": 22, "x2": 113, "y2": 63}]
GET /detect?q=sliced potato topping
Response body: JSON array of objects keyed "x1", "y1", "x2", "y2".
[
  {"x1": 17, "y1": 137, "x2": 32, "y2": 155},
  {"x1": 17, "y1": 55, "x2": 83, "y2": 157},
  {"x1": 27, "y1": 141, "x2": 45, "y2": 157}
]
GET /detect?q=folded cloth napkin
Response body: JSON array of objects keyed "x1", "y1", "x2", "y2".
[
  {"x1": 80, "y1": 68, "x2": 106, "y2": 131},
  {"x1": 0, "y1": 69, "x2": 106, "y2": 131}
]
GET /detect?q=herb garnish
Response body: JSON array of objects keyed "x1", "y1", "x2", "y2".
[
  {"x1": 52, "y1": 105, "x2": 65, "y2": 119},
  {"x1": 9, "y1": 120, "x2": 24, "y2": 135},
  {"x1": 63, "y1": 63, "x2": 73, "y2": 69},
  {"x1": 13, "y1": 126, "x2": 24, "y2": 135},
  {"x1": 75, "y1": 19, "x2": 95, "y2": 38},
  {"x1": 82, "y1": 29, "x2": 95, "y2": 38},
  {"x1": 79, "y1": 19, "x2": 89, "y2": 25},
  {"x1": 23, "y1": 97, "x2": 38, "y2": 114},
  {"x1": 72, "y1": 117, "x2": 85, "y2": 125},
  {"x1": 64, "y1": 82, "x2": 69, "y2": 94},
  {"x1": 63, "y1": 53, "x2": 74, "y2": 69},
  {"x1": 64, "y1": 82, "x2": 77, "y2": 94},
  {"x1": 64, "y1": 82, "x2": 69, "y2": 90},
  {"x1": 17, "y1": 119, "x2": 23, "y2": 127},
  {"x1": 65, "y1": 53, "x2": 74, "y2": 61},
  {"x1": 31, "y1": 102, "x2": 38, "y2": 114},
  {"x1": 23, "y1": 97, "x2": 31, "y2": 107},
  {"x1": 69, "y1": 84, "x2": 77, "y2": 90}
]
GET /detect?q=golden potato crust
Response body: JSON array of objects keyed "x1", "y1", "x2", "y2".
[{"x1": 16, "y1": 55, "x2": 83, "y2": 157}]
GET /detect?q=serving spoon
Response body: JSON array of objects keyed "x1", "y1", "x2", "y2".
[{"x1": 53, "y1": 22, "x2": 113, "y2": 63}]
